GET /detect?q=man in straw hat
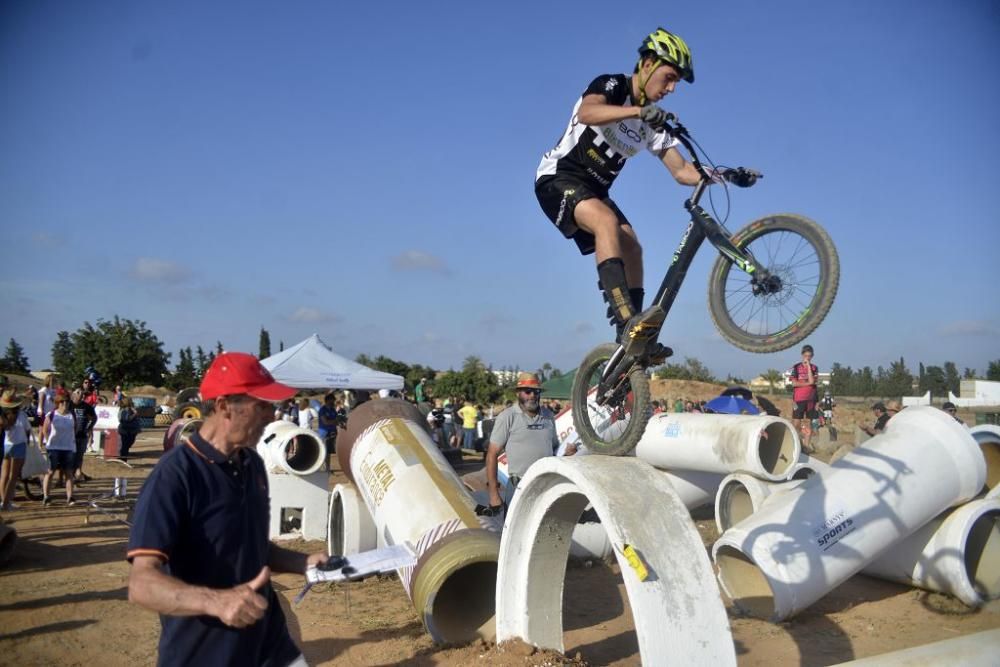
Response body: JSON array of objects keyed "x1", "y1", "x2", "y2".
[
  {"x1": 127, "y1": 352, "x2": 326, "y2": 666},
  {"x1": 485, "y1": 372, "x2": 564, "y2": 512},
  {"x1": 1, "y1": 389, "x2": 33, "y2": 511}
]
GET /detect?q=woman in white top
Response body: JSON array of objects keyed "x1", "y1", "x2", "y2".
[
  {"x1": 36, "y1": 374, "x2": 58, "y2": 423},
  {"x1": 1, "y1": 390, "x2": 33, "y2": 511},
  {"x1": 297, "y1": 398, "x2": 318, "y2": 431},
  {"x1": 40, "y1": 392, "x2": 77, "y2": 505}
]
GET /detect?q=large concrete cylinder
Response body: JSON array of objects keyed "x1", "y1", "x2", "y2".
[
  {"x1": 257, "y1": 421, "x2": 325, "y2": 476},
  {"x1": 339, "y1": 399, "x2": 499, "y2": 644},
  {"x1": 713, "y1": 406, "x2": 986, "y2": 621},
  {"x1": 635, "y1": 413, "x2": 800, "y2": 481},
  {"x1": 970, "y1": 425, "x2": 1000, "y2": 495},
  {"x1": 327, "y1": 483, "x2": 378, "y2": 556},
  {"x1": 863, "y1": 497, "x2": 1000, "y2": 606}
]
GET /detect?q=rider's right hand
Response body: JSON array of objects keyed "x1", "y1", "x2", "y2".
[{"x1": 639, "y1": 104, "x2": 671, "y2": 128}]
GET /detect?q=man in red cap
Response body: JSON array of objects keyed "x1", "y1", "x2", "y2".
[{"x1": 127, "y1": 352, "x2": 326, "y2": 666}]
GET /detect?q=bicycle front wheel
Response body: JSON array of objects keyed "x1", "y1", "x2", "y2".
[
  {"x1": 708, "y1": 213, "x2": 839, "y2": 353},
  {"x1": 570, "y1": 343, "x2": 651, "y2": 456}
]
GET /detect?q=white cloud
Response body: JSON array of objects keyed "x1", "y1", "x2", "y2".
[
  {"x1": 390, "y1": 250, "x2": 449, "y2": 274},
  {"x1": 288, "y1": 307, "x2": 339, "y2": 324},
  {"x1": 129, "y1": 257, "x2": 192, "y2": 283},
  {"x1": 938, "y1": 320, "x2": 999, "y2": 337}
]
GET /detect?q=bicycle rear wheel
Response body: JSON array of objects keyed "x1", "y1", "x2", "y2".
[
  {"x1": 570, "y1": 343, "x2": 651, "y2": 456},
  {"x1": 708, "y1": 213, "x2": 838, "y2": 353}
]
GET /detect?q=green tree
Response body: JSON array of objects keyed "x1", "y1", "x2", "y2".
[
  {"x1": 0, "y1": 338, "x2": 30, "y2": 373},
  {"x1": 259, "y1": 327, "x2": 271, "y2": 359},
  {"x1": 51, "y1": 317, "x2": 171, "y2": 386},
  {"x1": 880, "y1": 357, "x2": 914, "y2": 398},
  {"x1": 196, "y1": 346, "x2": 214, "y2": 380},
  {"x1": 51, "y1": 331, "x2": 74, "y2": 376},
  {"x1": 988, "y1": 360, "x2": 1000, "y2": 381},
  {"x1": 855, "y1": 367, "x2": 876, "y2": 397},
  {"x1": 762, "y1": 369, "x2": 784, "y2": 394},
  {"x1": 829, "y1": 363, "x2": 852, "y2": 396},
  {"x1": 943, "y1": 361, "x2": 961, "y2": 397},
  {"x1": 923, "y1": 366, "x2": 947, "y2": 398},
  {"x1": 169, "y1": 347, "x2": 199, "y2": 390},
  {"x1": 433, "y1": 362, "x2": 501, "y2": 405},
  {"x1": 963, "y1": 367, "x2": 977, "y2": 379},
  {"x1": 653, "y1": 357, "x2": 716, "y2": 383}
]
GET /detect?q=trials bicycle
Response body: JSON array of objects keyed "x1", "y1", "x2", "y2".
[{"x1": 570, "y1": 115, "x2": 839, "y2": 456}]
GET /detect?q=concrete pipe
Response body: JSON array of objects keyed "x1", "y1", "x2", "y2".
[
  {"x1": 659, "y1": 469, "x2": 725, "y2": 510},
  {"x1": 714, "y1": 473, "x2": 793, "y2": 534},
  {"x1": 496, "y1": 455, "x2": 736, "y2": 665},
  {"x1": 634, "y1": 413, "x2": 800, "y2": 481},
  {"x1": 257, "y1": 421, "x2": 325, "y2": 476},
  {"x1": 713, "y1": 406, "x2": 986, "y2": 621},
  {"x1": 0, "y1": 524, "x2": 17, "y2": 567},
  {"x1": 785, "y1": 454, "x2": 830, "y2": 481},
  {"x1": 327, "y1": 483, "x2": 378, "y2": 557},
  {"x1": 340, "y1": 399, "x2": 500, "y2": 644},
  {"x1": 162, "y1": 418, "x2": 202, "y2": 452},
  {"x1": 970, "y1": 425, "x2": 1000, "y2": 496},
  {"x1": 863, "y1": 497, "x2": 1000, "y2": 607},
  {"x1": 828, "y1": 627, "x2": 1000, "y2": 666}
]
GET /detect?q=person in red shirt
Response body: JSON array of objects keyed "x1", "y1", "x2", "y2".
[
  {"x1": 790, "y1": 344, "x2": 819, "y2": 453},
  {"x1": 81, "y1": 376, "x2": 100, "y2": 407}
]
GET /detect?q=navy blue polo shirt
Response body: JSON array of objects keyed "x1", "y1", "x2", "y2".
[{"x1": 127, "y1": 432, "x2": 299, "y2": 667}]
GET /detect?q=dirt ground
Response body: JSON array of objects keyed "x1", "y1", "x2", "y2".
[{"x1": 2, "y1": 424, "x2": 998, "y2": 667}]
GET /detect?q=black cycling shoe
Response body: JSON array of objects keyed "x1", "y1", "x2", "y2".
[{"x1": 643, "y1": 343, "x2": 674, "y2": 364}]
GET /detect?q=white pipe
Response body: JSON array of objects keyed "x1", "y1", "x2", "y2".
[
  {"x1": 863, "y1": 497, "x2": 1000, "y2": 606},
  {"x1": 567, "y1": 521, "x2": 615, "y2": 561},
  {"x1": 713, "y1": 406, "x2": 986, "y2": 621},
  {"x1": 970, "y1": 424, "x2": 1000, "y2": 495},
  {"x1": 828, "y1": 628, "x2": 1000, "y2": 666},
  {"x1": 785, "y1": 454, "x2": 830, "y2": 481},
  {"x1": 339, "y1": 399, "x2": 500, "y2": 644},
  {"x1": 257, "y1": 421, "x2": 325, "y2": 476},
  {"x1": 659, "y1": 469, "x2": 725, "y2": 510},
  {"x1": 634, "y1": 413, "x2": 800, "y2": 481},
  {"x1": 496, "y1": 455, "x2": 736, "y2": 665},
  {"x1": 714, "y1": 473, "x2": 794, "y2": 534},
  {"x1": 327, "y1": 483, "x2": 378, "y2": 557}
]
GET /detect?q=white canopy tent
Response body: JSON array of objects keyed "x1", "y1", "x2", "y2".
[{"x1": 260, "y1": 334, "x2": 404, "y2": 391}]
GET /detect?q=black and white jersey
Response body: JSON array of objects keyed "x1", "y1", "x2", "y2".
[{"x1": 536, "y1": 74, "x2": 678, "y2": 193}]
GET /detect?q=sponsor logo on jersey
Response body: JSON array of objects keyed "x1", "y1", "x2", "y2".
[{"x1": 605, "y1": 79, "x2": 618, "y2": 92}]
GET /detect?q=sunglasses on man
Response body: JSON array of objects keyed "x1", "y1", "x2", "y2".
[{"x1": 519, "y1": 388, "x2": 541, "y2": 396}]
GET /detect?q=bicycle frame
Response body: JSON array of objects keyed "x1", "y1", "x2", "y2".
[{"x1": 597, "y1": 122, "x2": 769, "y2": 392}]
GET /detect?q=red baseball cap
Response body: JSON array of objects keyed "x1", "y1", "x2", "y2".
[{"x1": 200, "y1": 352, "x2": 296, "y2": 401}]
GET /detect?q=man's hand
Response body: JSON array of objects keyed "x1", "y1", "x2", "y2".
[
  {"x1": 211, "y1": 566, "x2": 270, "y2": 628},
  {"x1": 306, "y1": 553, "x2": 328, "y2": 570},
  {"x1": 639, "y1": 104, "x2": 670, "y2": 128}
]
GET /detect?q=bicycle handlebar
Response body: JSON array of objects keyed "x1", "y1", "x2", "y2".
[{"x1": 651, "y1": 114, "x2": 764, "y2": 185}]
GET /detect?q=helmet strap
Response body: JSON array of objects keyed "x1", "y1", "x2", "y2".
[{"x1": 635, "y1": 58, "x2": 664, "y2": 107}]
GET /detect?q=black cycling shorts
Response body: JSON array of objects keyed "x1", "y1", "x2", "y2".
[
  {"x1": 793, "y1": 400, "x2": 818, "y2": 420},
  {"x1": 535, "y1": 175, "x2": 630, "y2": 255}
]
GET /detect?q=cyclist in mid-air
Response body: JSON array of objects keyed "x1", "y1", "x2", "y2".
[{"x1": 535, "y1": 27, "x2": 754, "y2": 358}]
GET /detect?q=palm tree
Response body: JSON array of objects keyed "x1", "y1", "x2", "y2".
[{"x1": 763, "y1": 369, "x2": 785, "y2": 394}]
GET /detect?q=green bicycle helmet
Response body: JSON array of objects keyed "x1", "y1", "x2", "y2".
[{"x1": 638, "y1": 27, "x2": 695, "y2": 83}]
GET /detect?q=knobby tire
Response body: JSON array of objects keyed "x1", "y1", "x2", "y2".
[
  {"x1": 570, "y1": 343, "x2": 651, "y2": 457},
  {"x1": 708, "y1": 213, "x2": 839, "y2": 353}
]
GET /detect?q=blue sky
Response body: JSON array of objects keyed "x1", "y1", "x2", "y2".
[{"x1": 2, "y1": 1, "x2": 998, "y2": 380}]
